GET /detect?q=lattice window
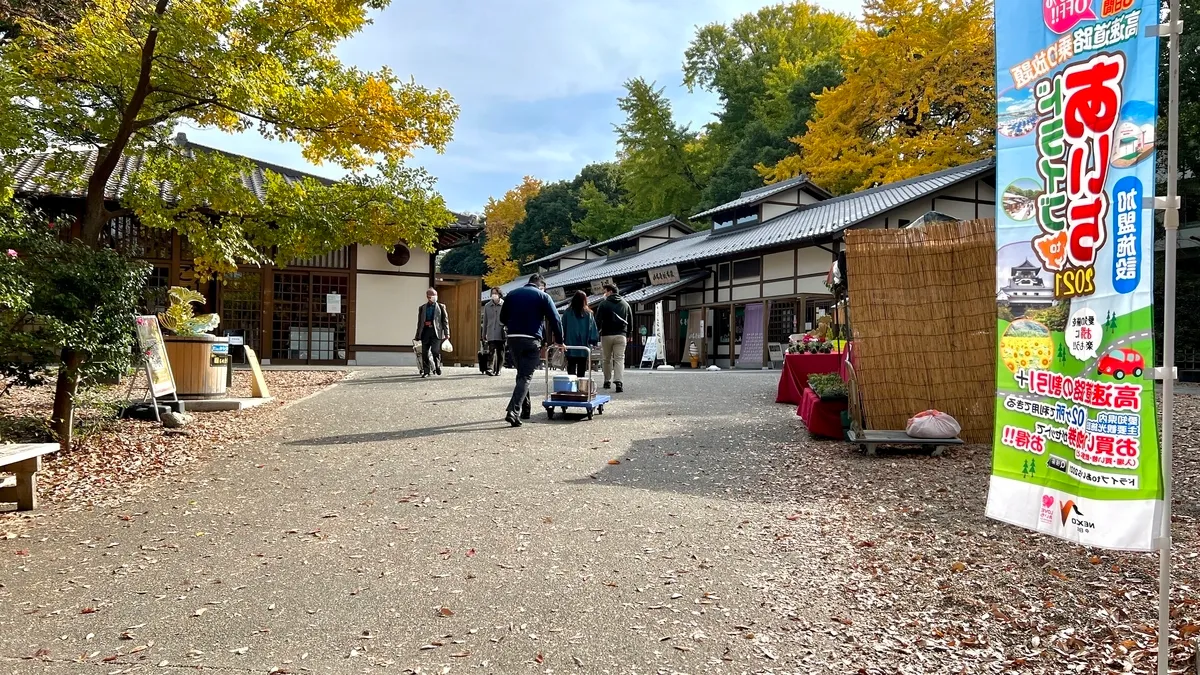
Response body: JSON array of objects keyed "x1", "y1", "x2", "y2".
[
  {"x1": 272, "y1": 272, "x2": 311, "y2": 361},
  {"x1": 767, "y1": 300, "x2": 798, "y2": 344},
  {"x1": 102, "y1": 215, "x2": 172, "y2": 260},
  {"x1": 310, "y1": 274, "x2": 349, "y2": 361},
  {"x1": 220, "y1": 270, "x2": 262, "y2": 354},
  {"x1": 139, "y1": 266, "x2": 171, "y2": 315}
]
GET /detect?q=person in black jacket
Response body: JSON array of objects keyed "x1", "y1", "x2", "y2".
[
  {"x1": 593, "y1": 283, "x2": 633, "y2": 393},
  {"x1": 414, "y1": 288, "x2": 450, "y2": 377},
  {"x1": 499, "y1": 274, "x2": 563, "y2": 427}
]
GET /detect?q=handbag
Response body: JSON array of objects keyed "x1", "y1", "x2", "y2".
[{"x1": 441, "y1": 338, "x2": 453, "y2": 353}]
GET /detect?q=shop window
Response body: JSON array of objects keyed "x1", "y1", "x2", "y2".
[
  {"x1": 767, "y1": 300, "x2": 798, "y2": 344},
  {"x1": 139, "y1": 266, "x2": 171, "y2": 315},
  {"x1": 713, "y1": 205, "x2": 759, "y2": 231},
  {"x1": 805, "y1": 299, "x2": 837, "y2": 331},
  {"x1": 733, "y1": 258, "x2": 761, "y2": 279},
  {"x1": 718, "y1": 262, "x2": 730, "y2": 282},
  {"x1": 715, "y1": 307, "x2": 731, "y2": 344}
]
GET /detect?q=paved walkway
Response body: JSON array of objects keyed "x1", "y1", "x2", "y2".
[{"x1": 1, "y1": 367, "x2": 844, "y2": 674}]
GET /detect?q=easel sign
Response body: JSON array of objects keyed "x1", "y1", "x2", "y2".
[
  {"x1": 640, "y1": 336, "x2": 659, "y2": 367},
  {"x1": 133, "y1": 316, "x2": 180, "y2": 419}
]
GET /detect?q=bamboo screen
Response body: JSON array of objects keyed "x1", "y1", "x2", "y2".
[{"x1": 844, "y1": 219, "x2": 997, "y2": 443}]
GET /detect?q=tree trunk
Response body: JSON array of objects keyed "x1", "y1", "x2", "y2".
[{"x1": 50, "y1": 348, "x2": 84, "y2": 450}]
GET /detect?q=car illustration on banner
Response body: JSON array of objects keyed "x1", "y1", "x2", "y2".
[{"x1": 1097, "y1": 348, "x2": 1145, "y2": 381}]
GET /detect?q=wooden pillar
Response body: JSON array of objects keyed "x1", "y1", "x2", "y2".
[
  {"x1": 261, "y1": 264, "x2": 274, "y2": 361},
  {"x1": 728, "y1": 303, "x2": 736, "y2": 368},
  {"x1": 762, "y1": 299, "x2": 770, "y2": 366},
  {"x1": 347, "y1": 245, "x2": 358, "y2": 362}
]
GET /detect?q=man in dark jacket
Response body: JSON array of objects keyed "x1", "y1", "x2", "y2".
[
  {"x1": 414, "y1": 288, "x2": 450, "y2": 377},
  {"x1": 499, "y1": 274, "x2": 563, "y2": 427},
  {"x1": 481, "y1": 288, "x2": 506, "y2": 375},
  {"x1": 594, "y1": 283, "x2": 633, "y2": 393}
]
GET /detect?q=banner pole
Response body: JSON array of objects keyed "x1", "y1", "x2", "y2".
[{"x1": 1157, "y1": 1, "x2": 1181, "y2": 672}]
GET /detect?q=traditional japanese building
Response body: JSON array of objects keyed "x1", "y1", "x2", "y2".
[{"x1": 6, "y1": 134, "x2": 482, "y2": 366}]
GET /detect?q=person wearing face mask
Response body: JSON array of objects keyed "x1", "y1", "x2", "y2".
[
  {"x1": 414, "y1": 288, "x2": 450, "y2": 378},
  {"x1": 481, "y1": 288, "x2": 506, "y2": 376}
]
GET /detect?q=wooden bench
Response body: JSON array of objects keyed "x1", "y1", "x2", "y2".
[{"x1": 0, "y1": 443, "x2": 58, "y2": 511}]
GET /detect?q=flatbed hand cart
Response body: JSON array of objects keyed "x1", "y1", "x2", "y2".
[
  {"x1": 845, "y1": 360, "x2": 963, "y2": 457},
  {"x1": 542, "y1": 345, "x2": 611, "y2": 421}
]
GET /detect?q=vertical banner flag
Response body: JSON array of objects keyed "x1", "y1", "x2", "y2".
[{"x1": 987, "y1": 0, "x2": 1161, "y2": 551}]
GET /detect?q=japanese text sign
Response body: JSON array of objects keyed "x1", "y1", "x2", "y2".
[{"x1": 988, "y1": 0, "x2": 1160, "y2": 551}]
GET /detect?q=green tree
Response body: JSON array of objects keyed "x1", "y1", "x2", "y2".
[
  {"x1": 763, "y1": 0, "x2": 995, "y2": 194},
  {"x1": 0, "y1": 0, "x2": 459, "y2": 445},
  {"x1": 615, "y1": 78, "x2": 708, "y2": 219},
  {"x1": 510, "y1": 181, "x2": 581, "y2": 264},
  {"x1": 439, "y1": 235, "x2": 487, "y2": 277},
  {"x1": 571, "y1": 162, "x2": 644, "y2": 242},
  {"x1": 0, "y1": 202, "x2": 150, "y2": 444},
  {"x1": 683, "y1": 0, "x2": 855, "y2": 157},
  {"x1": 698, "y1": 57, "x2": 843, "y2": 211}
]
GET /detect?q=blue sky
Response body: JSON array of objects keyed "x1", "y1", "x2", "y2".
[{"x1": 184, "y1": 0, "x2": 863, "y2": 214}]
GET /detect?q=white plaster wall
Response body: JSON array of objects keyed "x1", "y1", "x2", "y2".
[
  {"x1": 797, "y1": 275, "x2": 829, "y2": 294},
  {"x1": 762, "y1": 279, "x2": 794, "y2": 297},
  {"x1": 637, "y1": 227, "x2": 673, "y2": 252},
  {"x1": 797, "y1": 190, "x2": 822, "y2": 206},
  {"x1": 797, "y1": 246, "x2": 831, "y2": 277},
  {"x1": 355, "y1": 274, "x2": 431, "y2": 345},
  {"x1": 762, "y1": 251, "x2": 794, "y2": 280},
  {"x1": 732, "y1": 285, "x2": 760, "y2": 302},
  {"x1": 358, "y1": 244, "x2": 432, "y2": 273},
  {"x1": 718, "y1": 288, "x2": 730, "y2": 303},
  {"x1": 682, "y1": 291, "x2": 704, "y2": 306},
  {"x1": 762, "y1": 202, "x2": 798, "y2": 221}
]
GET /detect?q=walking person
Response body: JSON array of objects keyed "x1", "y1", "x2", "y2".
[
  {"x1": 561, "y1": 290, "x2": 599, "y2": 379},
  {"x1": 414, "y1": 288, "x2": 449, "y2": 378},
  {"x1": 594, "y1": 283, "x2": 633, "y2": 393},
  {"x1": 499, "y1": 274, "x2": 563, "y2": 427},
  {"x1": 482, "y1": 288, "x2": 506, "y2": 376}
]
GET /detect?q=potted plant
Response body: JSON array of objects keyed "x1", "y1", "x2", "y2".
[
  {"x1": 807, "y1": 373, "x2": 848, "y2": 401},
  {"x1": 159, "y1": 287, "x2": 230, "y2": 399}
]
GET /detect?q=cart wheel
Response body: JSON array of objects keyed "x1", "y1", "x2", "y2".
[
  {"x1": 865, "y1": 444, "x2": 877, "y2": 457},
  {"x1": 932, "y1": 445, "x2": 947, "y2": 457},
  {"x1": 597, "y1": 405, "x2": 604, "y2": 414},
  {"x1": 587, "y1": 409, "x2": 594, "y2": 420},
  {"x1": 561, "y1": 407, "x2": 568, "y2": 414},
  {"x1": 546, "y1": 408, "x2": 554, "y2": 420}
]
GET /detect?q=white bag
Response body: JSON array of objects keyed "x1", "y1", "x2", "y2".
[
  {"x1": 905, "y1": 410, "x2": 961, "y2": 439},
  {"x1": 441, "y1": 338, "x2": 454, "y2": 353}
]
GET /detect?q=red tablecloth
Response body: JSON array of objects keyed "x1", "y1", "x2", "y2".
[
  {"x1": 776, "y1": 352, "x2": 843, "y2": 405},
  {"x1": 797, "y1": 386, "x2": 848, "y2": 439}
]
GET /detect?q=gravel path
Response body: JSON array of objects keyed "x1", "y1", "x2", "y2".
[{"x1": 0, "y1": 367, "x2": 1196, "y2": 674}]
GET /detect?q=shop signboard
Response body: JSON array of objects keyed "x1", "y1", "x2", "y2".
[
  {"x1": 590, "y1": 277, "x2": 614, "y2": 295},
  {"x1": 987, "y1": 0, "x2": 1161, "y2": 551},
  {"x1": 134, "y1": 316, "x2": 175, "y2": 398},
  {"x1": 648, "y1": 265, "x2": 680, "y2": 286}
]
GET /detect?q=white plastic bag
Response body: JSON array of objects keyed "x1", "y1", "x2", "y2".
[
  {"x1": 905, "y1": 410, "x2": 961, "y2": 439},
  {"x1": 441, "y1": 338, "x2": 454, "y2": 353}
]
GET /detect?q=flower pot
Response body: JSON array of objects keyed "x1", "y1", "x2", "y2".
[{"x1": 163, "y1": 334, "x2": 230, "y2": 399}]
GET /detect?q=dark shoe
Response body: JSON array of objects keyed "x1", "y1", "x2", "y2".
[
  {"x1": 603, "y1": 382, "x2": 611, "y2": 390},
  {"x1": 505, "y1": 411, "x2": 522, "y2": 427},
  {"x1": 435, "y1": 368, "x2": 442, "y2": 376},
  {"x1": 615, "y1": 382, "x2": 623, "y2": 393},
  {"x1": 520, "y1": 407, "x2": 531, "y2": 420}
]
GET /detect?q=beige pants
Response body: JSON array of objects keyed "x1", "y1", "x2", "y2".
[{"x1": 601, "y1": 335, "x2": 627, "y2": 384}]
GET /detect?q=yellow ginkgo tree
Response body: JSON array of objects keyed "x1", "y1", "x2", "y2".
[
  {"x1": 0, "y1": 0, "x2": 460, "y2": 275},
  {"x1": 482, "y1": 176, "x2": 541, "y2": 288},
  {"x1": 761, "y1": 0, "x2": 995, "y2": 195}
]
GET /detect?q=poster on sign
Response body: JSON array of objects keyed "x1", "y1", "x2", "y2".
[
  {"x1": 986, "y1": 0, "x2": 1162, "y2": 551},
  {"x1": 134, "y1": 316, "x2": 175, "y2": 398}
]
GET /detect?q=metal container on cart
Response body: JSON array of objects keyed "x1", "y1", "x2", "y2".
[{"x1": 542, "y1": 345, "x2": 610, "y2": 420}]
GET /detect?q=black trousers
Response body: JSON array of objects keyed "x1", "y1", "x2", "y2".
[
  {"x1": 488, "y1": 340, "x2": 505, "y2": 373},
  {"x1": 566, "y1": 356, "x2": 588, "y2": 378},
  {"x1": 420, "y1": 327, "x2": 442, "y2": 374}
]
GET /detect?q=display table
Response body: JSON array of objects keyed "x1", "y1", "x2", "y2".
[
  {"x1": 776, "y1": 352, "x2": 843, "y2": 405},
  {"x1": 797, "y1": 386, "x2": 848, "y2": 439}
]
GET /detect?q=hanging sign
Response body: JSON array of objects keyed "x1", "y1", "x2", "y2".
[
  {"x1": 548, "y1": 287, "x2": 566, "y2": 303},
  {"x1": 648, "y1": 265, "x2": 680, "y2": 286},
  {"x1": 589, "y1": 277, "x2": 614, "y2": 295},
  {"x1": 134, "y1": 316, "x2": 175, "y2": 398},
  {"x1": 987, "y1": 0, "x2": 1161, "y2": 551}
]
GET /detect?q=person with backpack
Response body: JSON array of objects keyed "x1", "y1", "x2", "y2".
[
  {"x1": 594, "y1": 283, "x2": 632, "y2": 393},
  {"x1": 561, "y1": 290, "x2": 599, "y2": 379},
  {"x1": 499, "y1": 274, "x2": 563, "y2": 427}
]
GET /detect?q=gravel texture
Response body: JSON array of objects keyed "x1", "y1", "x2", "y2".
[{"x1": 0, "y1": 366, "x2": 1195, "y2": 674}]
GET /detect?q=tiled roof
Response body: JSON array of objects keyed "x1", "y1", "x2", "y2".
[
  {"x1": 623, "y1": 271, "x2": 709, "y2": 305},
  {"x1": 590, "y1": 215, "x2": 692, "y2": 250},
  {"x1": 483, "y1": 159, "x2": 994, "y2": 299},
  {"x1": 691, "y1": 174, "x2": 831, "y2": 219},
  {"x1": 5, "y1": 134, "x2": 480, "y2": 231},
  {"x1": 525, "y1": 240, "x2": 594, "y2": 267}
]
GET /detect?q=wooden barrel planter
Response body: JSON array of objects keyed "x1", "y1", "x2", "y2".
[{"x1": 163, "y1": 335, "x2": 230, "y2": 399}]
